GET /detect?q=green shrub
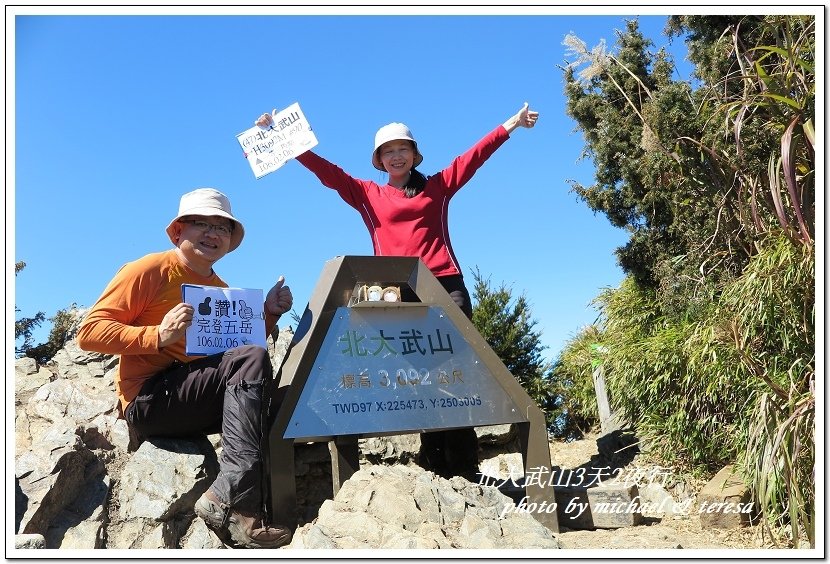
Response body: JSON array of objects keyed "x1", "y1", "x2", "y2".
[
  {"x1": 595, "y1": 279, "x2": 756, "y2": 473},
  {"x1": 548, "y1": 325, "x2": 602, "y2": 439},
  {"x1": 729, "y1": 234, "x2": 815, "y2": 547}
]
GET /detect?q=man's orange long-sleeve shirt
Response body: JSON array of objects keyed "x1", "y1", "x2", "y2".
[{"x1": 77, "y1": 249, "x2": 278, "y2": 413}]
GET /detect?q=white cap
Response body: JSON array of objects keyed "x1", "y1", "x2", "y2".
[
  {"x1": 371, "y1": 122, "x2": 423, "y2": 171},
  {"x1": 165, "y1": 188, "x2": 244, "y2": 252}
]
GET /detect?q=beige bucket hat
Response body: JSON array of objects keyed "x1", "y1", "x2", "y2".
[
  {"x1": 166, "y1": 188, "x2": 245, "y2": 252},
  {"x1": 371, "y1": 122, "x2": 424, "y2": 171}
]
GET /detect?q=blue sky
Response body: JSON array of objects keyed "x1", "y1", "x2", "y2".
[{"x1": 10, "y1": 7, "x2": 698, "y2": 363}]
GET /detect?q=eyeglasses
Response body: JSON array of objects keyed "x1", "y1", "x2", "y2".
[{"x1": 181, "y1": 219, "x2": 233, "y2": 237}]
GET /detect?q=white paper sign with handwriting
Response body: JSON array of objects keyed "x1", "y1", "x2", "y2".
[
  {"x1": 237, "y1": 102, "x2": 318, "y2": 179},
  {"x1": 182, "y1": 284, "x2": 266, "y2": 356}
]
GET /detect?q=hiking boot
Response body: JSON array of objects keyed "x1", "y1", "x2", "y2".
[
  {"x1": 195, "y1": 490, "x2": 291, "y2": 549},
  {"x1": 227, "y1": 508, "x2": 291, "y2": 549},
  {"x1": 195, "y1": 490, "x2": 225, "y2": 527},
  {"x1": 194, "y1": 490, "x2": 233, "y2": 545}
]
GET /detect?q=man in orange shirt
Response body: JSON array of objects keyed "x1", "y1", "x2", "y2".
[{"x1": 78, "y1": 188, "x2": 293, "y2": 549}]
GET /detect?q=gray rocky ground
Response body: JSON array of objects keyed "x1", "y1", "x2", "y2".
[
  {"x1": 548, "y1": 436, "x2": 771, "y2": 550},
  {"x1": 12, "y1": 309, "x2": 774, "y2": 552}
]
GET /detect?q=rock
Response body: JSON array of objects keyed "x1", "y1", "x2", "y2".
[
  {"x1": 475, "y1": 424, "x2": 517, "y2": 446},
  {"x1": 359, "y1": 433, "x2": 420, "y2": 465},
  {"x1": 106, "y1": 520, "x2": 157, "y2": 550},
  {"x1": 555, "y1": 484, "x2": 644, "y2": 529},
  {"x1": 697, "y1": 465, "x2": 755, "y2": 529},
  {"x1": 15, "y1": 424, "x2": 97, "y2": 537},
  {"x1": 15, "y1": 534, "x2": 45, "y2": 549},
  {"x1": 20, "y1": 328, "x2": 749, "y2": 550},
  {"x1": 80, "y1": 414, "x2": 131, "y2": 452},
  {"x1": 639, "y1": 483, "x2": 677, "y2": 516},
  {"x1": 180, "y1": 518, "x2": 228, "y2": 549},
  {"x1": 457, "y1": 513, "x2": 501, "y2": 548},
  {"x1": 50, "y1": 342, "x2": 112, "y2": 383},
  {"x1": 15, "y1": 357, "x2": 39, "y2": 376},
  {"x1": 26, "y1": 379, "x2": 115, "y2": 424},
  {"x1": 289, "y1": 464, "x2": 561, "y2": 549},
  {"x1": 269, "y1": 326, "x2": 293, "y2": 373},
  {"x1": 43, "y1": 472, "x2": 110, "y2": 548},
  {"x1": 478, "y1": 452, "x2": 525, "y2": 486},
  {"x1": 498, "y1": 512, "x2": 562, "y2": 549},
  {"x1": 13, "y1": 330, "x2": 293, "y2": 549},
  {"x1": 118, "y1": 437, "x2": 216, "y2": 521},
  {"x1": 294, "y1": 442, "x2": 334, "y2": 524},
  {"x1": 15, "y1": 408, "x2": 49, "y2": 456},
  {"x1": 15, "y1": 357, "x2": 53, "y2": 395}
]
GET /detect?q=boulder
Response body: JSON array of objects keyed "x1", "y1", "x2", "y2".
[
  {"x1": 289, "y1": 465, "x2": 562, "y2": 549},
  {"x1": 697, "y1": 465, "x2": 756, "y2": 529}
]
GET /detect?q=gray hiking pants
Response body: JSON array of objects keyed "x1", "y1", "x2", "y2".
[{"x1": 124, "y1": 345, "x2": 272, "y2": 514}]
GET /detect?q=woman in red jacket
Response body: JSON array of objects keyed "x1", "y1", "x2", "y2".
[
  {"x1": 255, "y1": 103, "x2": 539, "y2": 478},
  {"x1": 255, "y1": 103, "x2": 538, "y2": 318}
]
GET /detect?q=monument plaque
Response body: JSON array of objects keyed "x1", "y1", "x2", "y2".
[
  {"x1": 285, "y1": 305, "x2": 526, "y2": 439},
  {"x1": 267, "y1": 256, "x2": 558, "y2": 533}
]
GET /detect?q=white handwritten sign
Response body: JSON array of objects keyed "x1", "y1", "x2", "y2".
[
  {"x1": 182, "y1": 284, "x2": 267, "y2": 356},
  {"x1": 237, "y1": 102, "x2": 318, "y2": 179}
]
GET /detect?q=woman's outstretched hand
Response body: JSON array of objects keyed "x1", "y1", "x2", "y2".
[
  {"x1": 517, "y1": 102, "x2": 539, "y2": 128},
  {"x1": 503, "y1": 102, "x2": 539, "y2": 133},
  {"x1": 255, "y1": 110, "x2": 277, "y2": 128}
]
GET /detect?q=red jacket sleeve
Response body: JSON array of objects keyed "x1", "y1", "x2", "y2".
[
  {"x1": 296, "y1": 151, "x2": 370, "y2": 211},
  {"x1": 438, "y1": 125, "x2": 510, "y2": 196}
]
